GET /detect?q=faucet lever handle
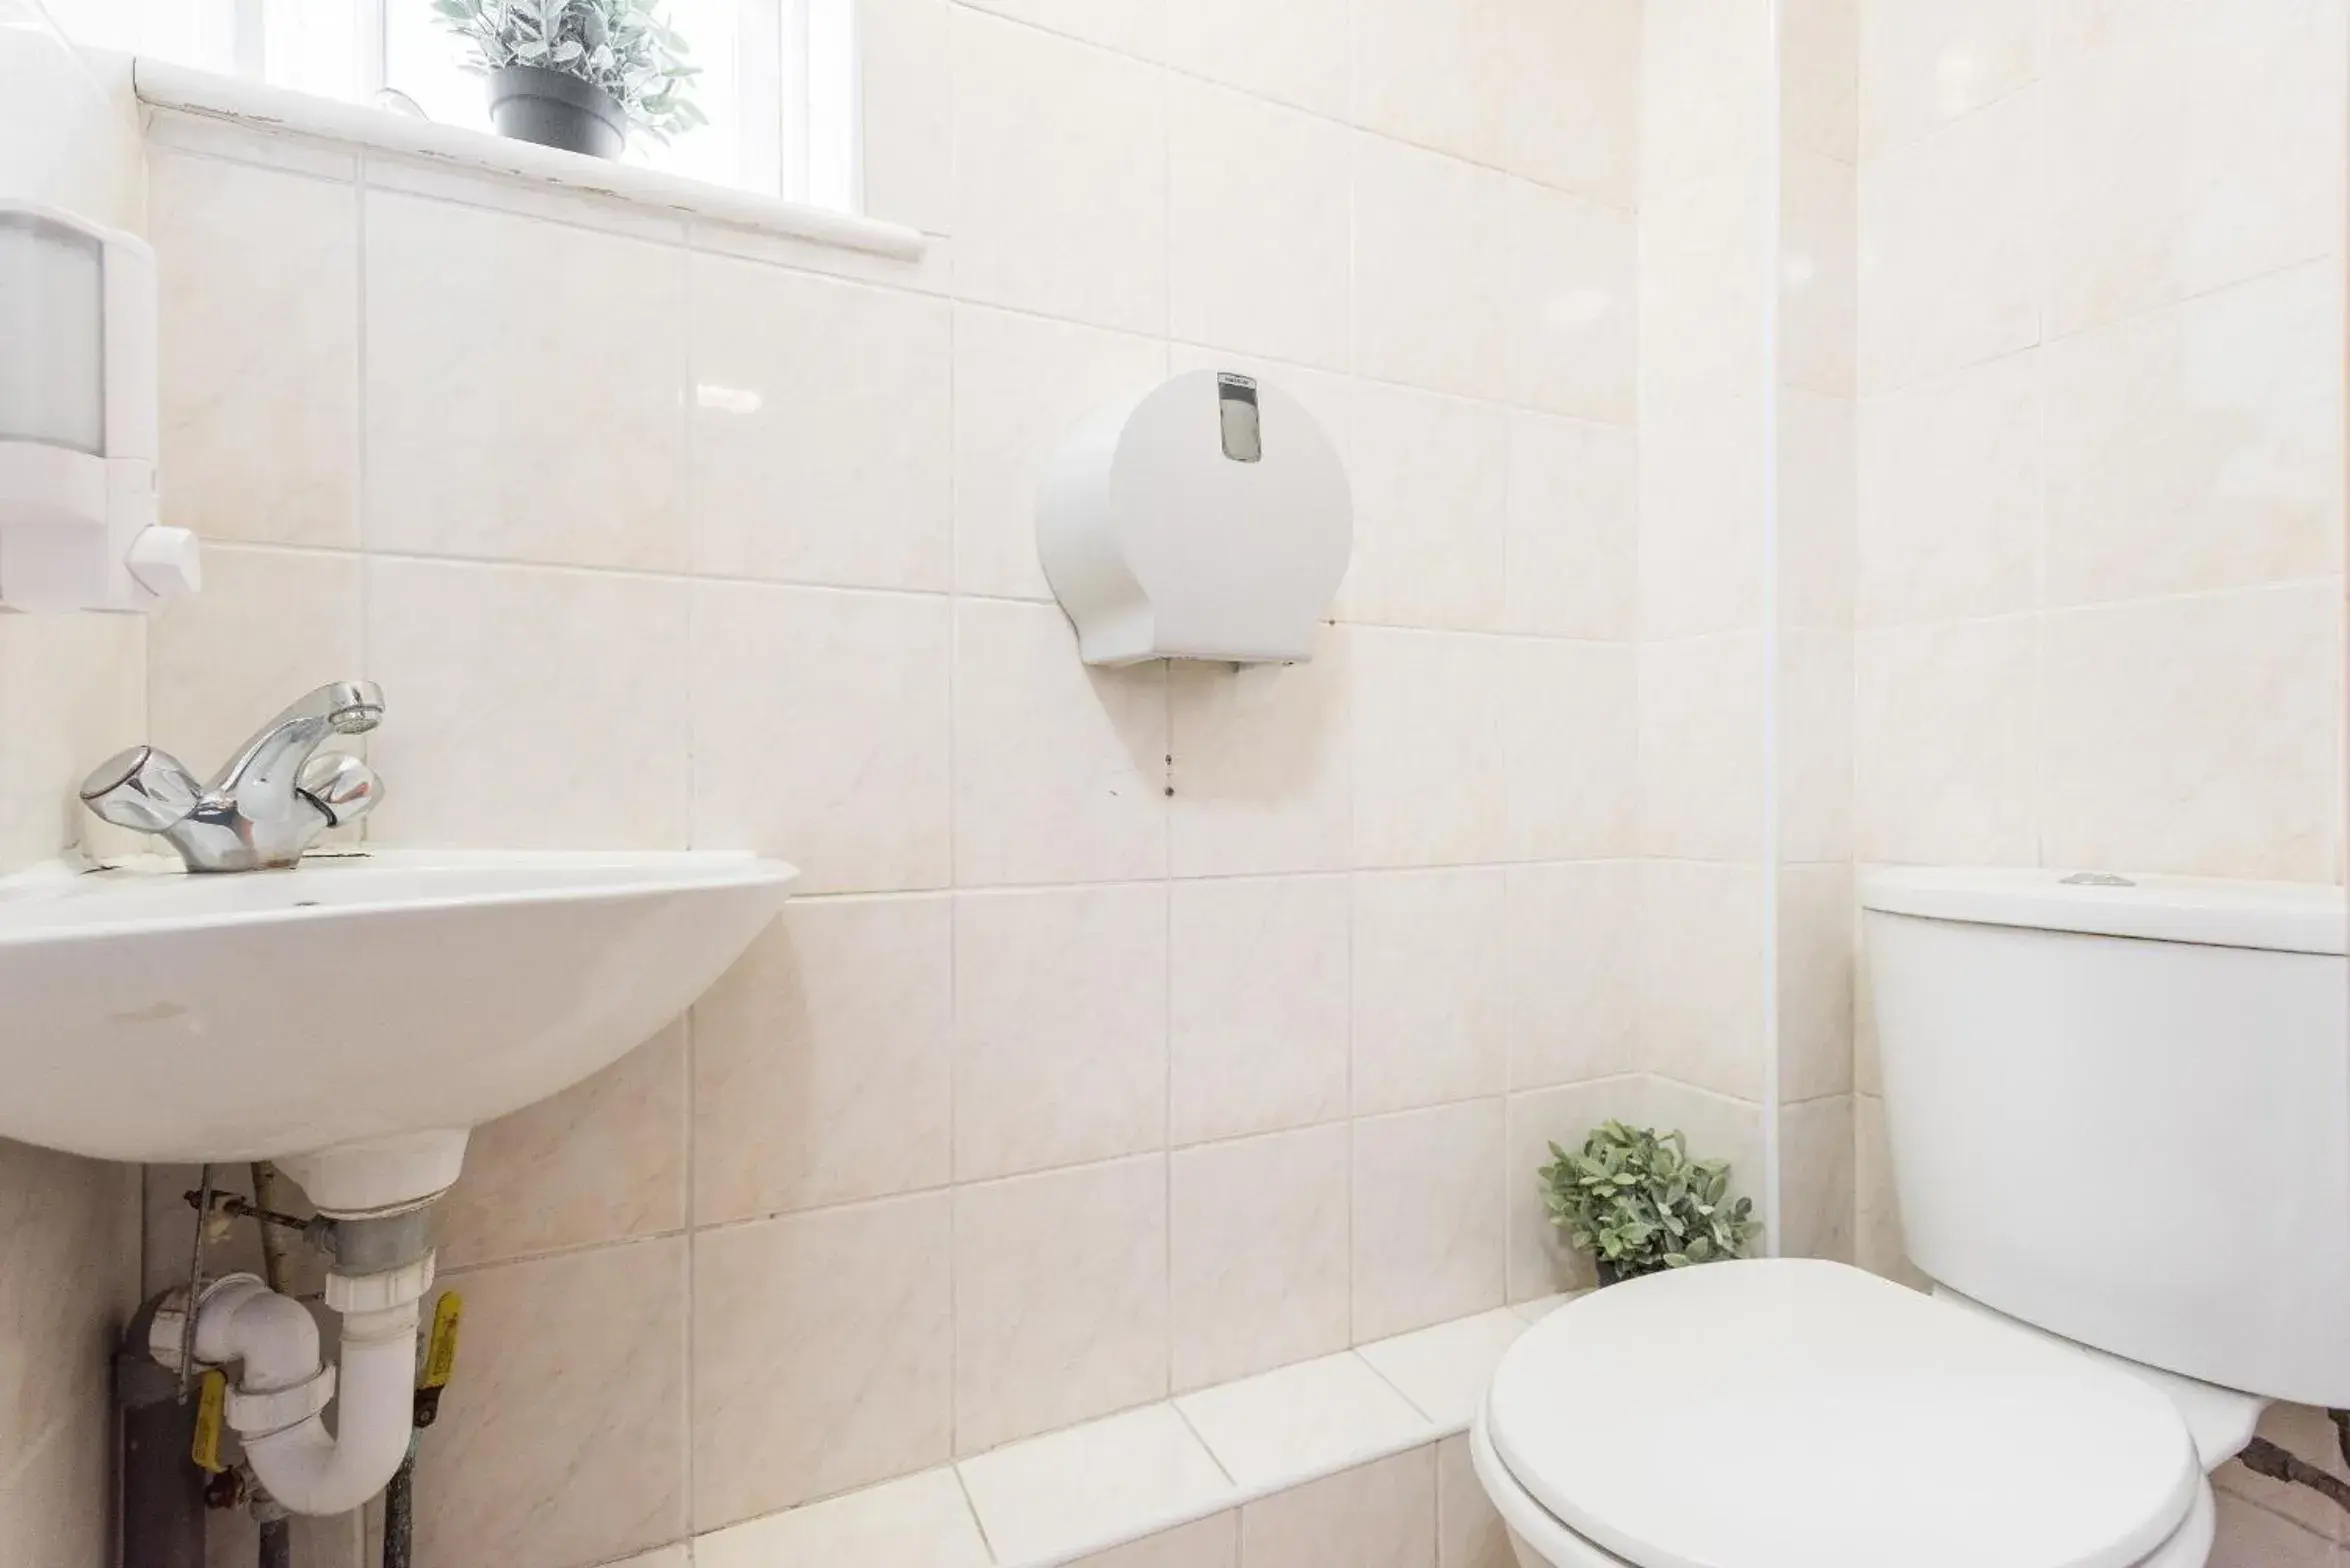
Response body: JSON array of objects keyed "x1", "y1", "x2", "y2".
[
  {"x1": 80, "y1": 745, "x2": 203, "y2": 834},
  {"x1": 296, "y1": 752, "x2": 383, "y2": 829}
]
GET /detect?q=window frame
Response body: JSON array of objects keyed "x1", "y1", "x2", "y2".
[{"x1": 46, "y1": 0, "x2": 859, "y2": 211}]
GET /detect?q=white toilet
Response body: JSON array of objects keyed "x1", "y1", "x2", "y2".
[{"x1": 1474, "y1": 867, "x2": 2350, "y2": 1568}]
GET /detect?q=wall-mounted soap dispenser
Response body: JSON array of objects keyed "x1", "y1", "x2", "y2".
[
  {"x1": 0, "y1": 200, "x2": 200, "y2": 613},
  {"x1": 1037, "y1": 370, "x2": 1350, "y2": 665}
]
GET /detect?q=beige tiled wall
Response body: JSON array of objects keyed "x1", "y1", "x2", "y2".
[
  {"x1": 0, "y1": 1139, "x2": 142, "y2": 1567},
  {"x1": 0, "y1": 18, "x2": 149, "y2": 1566},
  {"x1": 1853, "y1": 0, "x2": 2347, "y2": 1252},
  {"x1": 1853, "y1": 0, "x2": 2345, "y2": 891},
  {"x1": 1854, "y1": 1, "x2": 2347, "y2": 1559},
  {"x1": 131, "y1": 1, "x2": 1651, "y2": 1561}
]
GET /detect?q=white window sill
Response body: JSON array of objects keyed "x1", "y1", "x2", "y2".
[{"x1": 130, "y1": 58, "x2": 925, "y2": 262}]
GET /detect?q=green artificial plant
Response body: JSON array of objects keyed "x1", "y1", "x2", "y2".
[
  {"x1": 1539, "y1": 1120, "x2": 1759, "y2": 1282},
  {"x1": 432, "y1": 0, "x2": 706, "y2": 142}
]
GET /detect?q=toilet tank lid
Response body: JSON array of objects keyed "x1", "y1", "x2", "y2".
[{"x1": 1860, "y1": 867, "x2": 2346, "y2": 957}]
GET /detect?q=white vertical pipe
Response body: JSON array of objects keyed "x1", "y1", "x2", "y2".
[
  {"x1": 1759, "y1": 0, "x2": 1786, "y2": 1258},
  {"x1": 229, "y1": 0, "x2": 263, "y2": 76},
  {"x1": 739, "y1": 0, "x2": 784, "y2": 196},
  {"x1": 804, "y1": 0, "x2": 859, "y2": 212},
  {"x1": 777, "y1": 0, "x2": 811, "y2": 204},
  {"x1": 357, "y1": 0, "x2": 386, "y2": 97}
]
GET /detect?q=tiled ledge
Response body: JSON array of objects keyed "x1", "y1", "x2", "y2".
[
  {"x1": 129, "y1": 58, "x2": 927, "y2": 260},
  {"x1": 693, "y1": 1296, "x2": 1579, "y2": 1568}
]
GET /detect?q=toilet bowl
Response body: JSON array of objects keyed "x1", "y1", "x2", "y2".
[
  {"x1": 1466, "y1": 879, "x2": 2331, "y2": 1560},
  {"x1": 1469, "y1": 869, "x2": 2344, "y2": 1568},
  {"x1": 1471, "y1": 1260, "x2": 2241, "y2": 1568}
]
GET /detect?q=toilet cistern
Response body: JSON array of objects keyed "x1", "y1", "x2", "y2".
[{"x1": 80, "y1": 680, "x2": 387, "y2": 873}]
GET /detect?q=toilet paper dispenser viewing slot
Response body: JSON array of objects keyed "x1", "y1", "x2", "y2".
[{"x1": 1036, "y1": 370, "x2": 1351, "y2": 667}]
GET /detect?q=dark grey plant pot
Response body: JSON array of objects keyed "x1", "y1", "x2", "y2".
[
  {"x1": 1593, "y1": 1258, "x2": 1668, "y2": 1287},
  {"x1": 487, "y1": 64, "x2": 626, "y2": 159}
]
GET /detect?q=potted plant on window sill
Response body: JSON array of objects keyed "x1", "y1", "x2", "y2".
[
  {"x1": 432, "y1": 0, "x2": 704, "y2": 160},
  {"x1": 1539, "y1": 1120, "x2": 1760, "y2": 1286}
]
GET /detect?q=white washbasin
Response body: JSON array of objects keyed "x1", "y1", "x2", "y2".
[{"x1": 0, "y1": 848, "x2": 795, "y2": 1213}]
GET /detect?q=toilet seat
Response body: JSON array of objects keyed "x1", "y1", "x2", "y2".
[
  {"x1": 1484, "y1": 1260, "x2": 2205, "y2": 1568},
  {"x1": 1470, "y1": 1409, "x2": 2217, "y2": 1568}
]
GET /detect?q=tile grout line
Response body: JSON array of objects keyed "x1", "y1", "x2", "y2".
[
  {"x1": 438, "y1": 1071, "x2": 1754, "y2": 1278},
  {"x1": 352, "y1": 154, "x2": 374, "y2": 848},
  {"x1": 1347, "y1": 1346, "x2": 1444, "y2": 1428},
  {"x1": 679, "y1": 1011, "x2": 699, "y2": 1544},
  {"x1": 183, "y1": 535, "x2": 2350, "y2": 653},
  {"x1": 1857, "y1": 243, "x2": 2343, "y2": 404},
  {"x1": 950, "y1": 1461, "x2": 1000, "y2": 1565},
  {"x1": 943, "y1": 273, "x2": 966, "y2": 1468},
  {"x1": 1155, "y1": 0, "x2": 1176, "y2": 1354},
  {"x1": 1157, "y1": 25, "x2": 1177, "y2": 1416},
  {"x1": 189, "y1": 530, "x2": 1687, "y2": 638},
  {"x1": 1760, "y1": 0, "x2": 1786, "y2": 1261},
  {"x1": 1167, "y1": 1399, "x2": 1239, "y2": 1490},
  {"x1": 235, "y1": 852, "x2": 1696, "y2": 905},
  {"x1": 1341, "y1": 11, "x2": 1363, "y2": 1350},
  {"x1": 675, "y1": 158, "x2": 703, "y2": 1551},
  {"x1": 154, "y1": 137, "x2": 1644, "y2": 435},
  {"x1": 941, "y1": 0, "x2": 1641, "y2": 218}
]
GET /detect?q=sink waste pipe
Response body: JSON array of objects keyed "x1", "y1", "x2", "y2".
[
  {"x1": 149, "y1": 1208, "x2": 438, "y2": 1522},
  {"x1": 384, "y1": 1285, "x2": 464, "y2": 1568},
  {"x1": 116, "y1": 1293, "x2": 208, "y2": 1568},
  {"x1": 383, "y1": 1446, "x2": 413, "y2": 1568},
  {"x1": 249, "y1": 1162, "x2": 295, "y2": 1568},
  {"x1": 2240, "y1": 1436, "x2": 2350, "y2": 1517}
]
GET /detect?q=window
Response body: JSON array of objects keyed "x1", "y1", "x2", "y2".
[{"x1": 40, "y1": 0, "x2": 860, "y2": 209}]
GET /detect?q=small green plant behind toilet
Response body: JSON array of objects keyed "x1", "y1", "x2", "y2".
[{"x1": 1539, "y1": 1120, "x2": 1760, "y2": 1285}]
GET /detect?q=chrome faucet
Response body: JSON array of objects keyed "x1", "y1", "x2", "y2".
[{"x1": 80, "y1": 681, "x2": 387, "y2": 873}]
